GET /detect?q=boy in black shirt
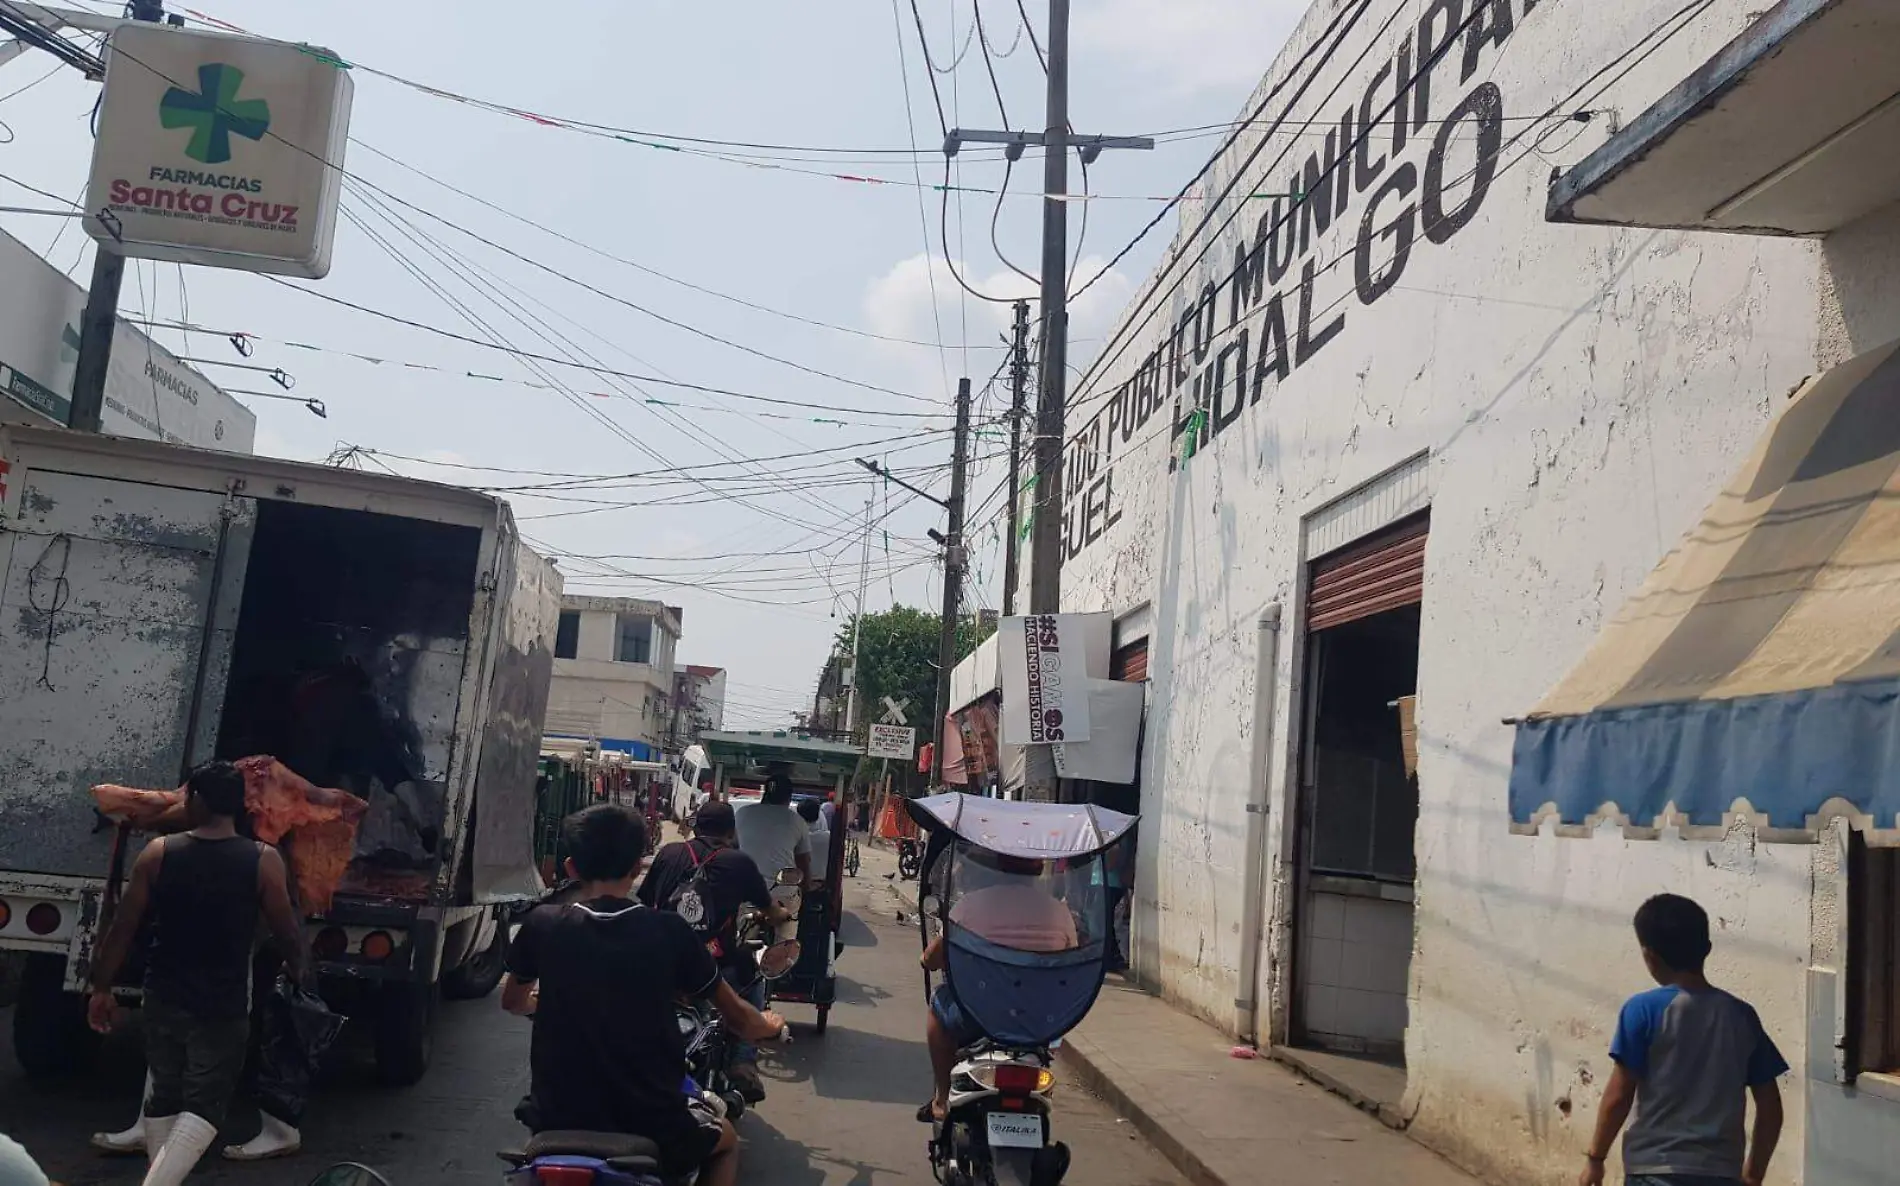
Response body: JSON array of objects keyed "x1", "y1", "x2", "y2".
[
  {"x1": 503, "y1": 805, "x2": 783, "y2": 1186},
  {"x1": 640, "y1": 801, "x2": 789, "y2": 1103}
]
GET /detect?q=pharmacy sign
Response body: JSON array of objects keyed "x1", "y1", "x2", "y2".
[{"x1": 87, "y1": 24, "x2": 352, "y2": 277}]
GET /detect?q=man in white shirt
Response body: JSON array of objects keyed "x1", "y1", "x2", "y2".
[
  {"x1": 734, "y1": 765, "x2": 811, "y2": 887},
  {"x1": 796, "y1": 799, "x2": 830, "y2": 883}
]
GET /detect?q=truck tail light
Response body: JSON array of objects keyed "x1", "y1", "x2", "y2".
[
  {"x1": 360, "y1": 931, "x2": 395, "y2": 961},
  {"x1": 25, "y1": 903, "x2": 60, "y2": 935},
  {"x1": 0, "y1": 899, "x2": 11, "y2": 930}
]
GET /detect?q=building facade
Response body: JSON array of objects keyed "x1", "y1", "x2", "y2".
[
  {"x1": 545, "y1": 595, "x2": 682, "y2": 760},
  {"x1": 1049, "y1": 1, "x2": 1899, "y2": 1183}
]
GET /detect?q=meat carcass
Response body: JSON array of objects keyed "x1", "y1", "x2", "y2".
[{"x1": 93, "y1": 757, "x2": 370, "y2": 913}]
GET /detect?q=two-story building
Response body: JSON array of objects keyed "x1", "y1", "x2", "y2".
[{"x1": 545, "y1": 595, "x2": 682, "y2": 760}]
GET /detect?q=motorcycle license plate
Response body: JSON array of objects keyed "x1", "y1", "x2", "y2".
[{"x1": 985, "y1": 1112, "x2": 1044, "y2": 1149}]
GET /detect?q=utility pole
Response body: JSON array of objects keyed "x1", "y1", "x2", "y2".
[
  {"x1": 67, "y1": 0, "x2": 167, "y2": 434},
  {"x1": 1028, "y1": 0, "x2": 1072, "y2": 618},
  {"x1": 844, "y1": 485, "x2": 874, "y2": 739},
  {"x1": 851, "y1": 380, "x2": 969, "y2": 785},
  {"x1": 1002, "y1": 299, "x2": 1030, "y2": 617},
  {"x1": 932, "y1": 378, "x2": 971, "y2": 784},
  {"x1": 944, "y1": 2, "x2": 1151, "y2": 799}
]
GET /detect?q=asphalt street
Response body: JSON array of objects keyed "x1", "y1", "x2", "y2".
[{"x1": 0, "y1": 842, "x2": 1185, "y2": 1186}]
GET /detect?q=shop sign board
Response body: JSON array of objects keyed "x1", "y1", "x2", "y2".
[{"x1": 86, "y1": 23, "x2": 352, "y2": 277}]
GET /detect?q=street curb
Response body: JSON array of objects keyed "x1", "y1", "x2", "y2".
[
  {"x1": 1055, "y1": 1038, "x2": 1225, "y2": 1186},
  {"x1": 1267, "y1": 1045, "x2": 1410, "y2": 1131}
]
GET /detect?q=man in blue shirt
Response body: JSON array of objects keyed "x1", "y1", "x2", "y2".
[{"x1": 1579, "y1": 893, "x2": 1786, "y2": 1186}]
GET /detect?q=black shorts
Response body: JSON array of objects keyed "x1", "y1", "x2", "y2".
[
  {"x1": 144, "y1": 995, "x2": 250, "y2": 1126},
  {"x1": 647, "y1": 1104, "x2": 725, "y2": 1177}
]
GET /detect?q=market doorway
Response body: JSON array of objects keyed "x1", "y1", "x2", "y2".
[{"x1": 1291, "y1": 514, "x2": 1425, "y2": 1075}]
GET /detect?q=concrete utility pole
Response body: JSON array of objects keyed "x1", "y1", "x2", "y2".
[
  {"x1": 852, "y1": 379, "x2": 970, "y2": 785},
  {"x1": 1002, "y1": 299, "x2": 1030, "y2": 617},
  {"x1": 68, "y1": 0, "x2": 167, "y2": 434},
  {"x1": 931, "y1": 378, "x2": 971, "y2": 784},
  {"x1": 844, "y1": 484, "x2": 874, "y2": 738}
]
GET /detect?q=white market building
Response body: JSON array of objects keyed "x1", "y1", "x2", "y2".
[{"x1": 1049, "y1": 1, "x2": 1900, "y2": 1183}]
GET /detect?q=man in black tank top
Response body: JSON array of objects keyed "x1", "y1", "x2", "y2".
[{"x1": 86, "y1": 762, "x2": 304, "y2": 1186}]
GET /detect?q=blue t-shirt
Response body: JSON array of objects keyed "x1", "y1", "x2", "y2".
[{"x1": 1610, "y1": 985, "x2": 1788, "y2": 1178}]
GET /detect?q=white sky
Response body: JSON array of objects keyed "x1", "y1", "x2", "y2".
[{"x1": 0, "y1": 0, "x2": 1304, "y2": 727}]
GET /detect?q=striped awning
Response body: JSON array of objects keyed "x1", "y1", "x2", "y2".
[{"x1": 1509, "y1": 338, "x2": 1900, "y2": 838}]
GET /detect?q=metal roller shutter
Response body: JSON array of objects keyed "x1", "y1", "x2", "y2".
[
  {"x1": 1306, "y1": 513, "x2": 1429, "y2": 631},
  {"x1": 1112, "y1": 639, "x2": 1150, "y2": 683}
]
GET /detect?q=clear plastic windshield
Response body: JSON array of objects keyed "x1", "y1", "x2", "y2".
[{"x1": 937, "y1": 842, "x2": 1106, "y2": 956}]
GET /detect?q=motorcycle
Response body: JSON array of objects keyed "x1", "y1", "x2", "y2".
[
  {"x1": 897, "y1": 837, "x2": 922, "y2": 880},
  {"x1": 907, "y1": 792, "x2": 1137, "y2": 1186}
]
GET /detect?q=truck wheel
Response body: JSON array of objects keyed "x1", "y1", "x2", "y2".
[
  {"x1": 14, "y1": 954, "x2": 96, "y2": 1079},
  {"x1": 441, "y1": 923, "x2": 507, "y2": 1001},
  {"x1": 373, "y1": 980, "x2": 437, "y2": 1086}
]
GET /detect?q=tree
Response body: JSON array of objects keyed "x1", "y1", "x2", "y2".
[{"x1": 829, "y1": 605, "x2": 994, "y2": 737}]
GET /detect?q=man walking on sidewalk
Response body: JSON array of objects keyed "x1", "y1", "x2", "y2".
[{"x1": 85, "y1": 761, "x2": 305, "y2": 1186}]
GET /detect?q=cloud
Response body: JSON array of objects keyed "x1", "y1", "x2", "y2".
[
  {"x1": 862, "y1": 252, "x2": 1138, "y2": 397},
  {"x1": 1076, "y1": 0, "x2": 1306, "y2": 96}
]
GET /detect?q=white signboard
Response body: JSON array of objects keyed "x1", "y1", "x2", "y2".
[
  {"x1": 867, "y1": 723, "x2": 916, "y2": 762},
  {"x1": 0, "y1": 228, "x2": 255, "y2": 452},
  {"x1": 87, "y1": 23, "x2": 353, "y2": 277},
  {"x1": 1000, "y1": 613, "x2": 1094, "y2": 746},
  {"x1": 1051, "y1": 679, "x2": 1146, "y2": 783}
]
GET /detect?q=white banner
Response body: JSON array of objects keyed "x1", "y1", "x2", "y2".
[
  {"x1": 87, "y1": 24, "x2": 353, "y2": 277},
  {"x1": 867, "y1": 723, "x2": 915, "y2": 762},
  {"x1": 1051, "y1": 679, "x2": 1146, "y2": 783},
  {"x1": 1000, "y1": 613, "x2": 1093, "y2": 745}
]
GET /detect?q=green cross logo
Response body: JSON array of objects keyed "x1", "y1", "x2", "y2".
[{"x1": 159, "y1": 63, "x2": 270, "y2": 165}]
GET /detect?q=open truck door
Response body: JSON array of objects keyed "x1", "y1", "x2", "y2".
[{"x1": 0, "y1": 468, "x2": 251, "y2": 1076}]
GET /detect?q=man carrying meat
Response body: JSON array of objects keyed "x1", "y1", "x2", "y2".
[{"x1": 85, "y1": 762, "x2": 306, "y2": 1186}]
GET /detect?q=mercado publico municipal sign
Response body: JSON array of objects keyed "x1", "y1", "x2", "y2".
[{"x1": 85, "y1": 23, "x2": 353, "y2": 278}]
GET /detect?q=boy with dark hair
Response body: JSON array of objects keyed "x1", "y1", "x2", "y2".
[
  {"x1": 86, "y1": 761, "x2": 305, "y2": 1186},
  {"x1": 503, "y1": 805, "x2": 784, "y2": 1186},
  {"x1": 1579, "y1": 893, "x2": 1787, "y2": 1186},
  {"x1": 640, "y1": 801, "x2": 788, "y2": 1103}
]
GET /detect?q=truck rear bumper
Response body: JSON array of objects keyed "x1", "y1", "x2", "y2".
[{"x1": 0, "y1": 873, "x2": 101, "y2": 989}]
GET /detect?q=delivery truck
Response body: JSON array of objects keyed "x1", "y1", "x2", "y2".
[{"x1": 0, "y1": 423, "x2": 560, "y2": 1085}]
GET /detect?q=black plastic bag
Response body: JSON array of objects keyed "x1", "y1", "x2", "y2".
[{"x1": 253, "y1": 975, "x2": 347, "y2": 1126}]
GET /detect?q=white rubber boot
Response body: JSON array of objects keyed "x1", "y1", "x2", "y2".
[
  {"x1": 141, "y1": 1112, "x2": 217, "y2": 1186},
  {"x1": 142, "y1": 1115, "x2": 176, "y2": 1164},
  {"x1": 92, "y1": 1073, "x2": 155, "y2": 1155},
  {"x1": 221, "y1": 1112, "x2": 301, "y2": 1161}
]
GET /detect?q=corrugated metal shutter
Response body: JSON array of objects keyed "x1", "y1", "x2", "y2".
[
  {"x1": 1112, "y1": 639, "x2": 1150, "y2": 683},
  {"x1": 1307, "y1": 513, "x2": 1429, "y2": 631}
]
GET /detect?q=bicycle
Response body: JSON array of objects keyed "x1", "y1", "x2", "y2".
[{"x1": 844, "y1": 835, "x2": 861, "y2": 878}]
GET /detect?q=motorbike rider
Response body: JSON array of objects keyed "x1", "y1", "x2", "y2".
[
  {"x1": 735, "y1": 763, "x2": 811, "y2": 891},
  {"x1": 917, "y1": 852, "x2": 1078, "y2": 1123},
  {"x1": 503, "y1": 804, "x2": 785, "y2": 1186},
  {"x1": 639, "y1": 801, "x2": 790, "y2": 1104}
]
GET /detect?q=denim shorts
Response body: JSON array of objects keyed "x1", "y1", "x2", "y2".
[{"x1": 930, "y1": 983, "x2": 985, "y2": 1047}]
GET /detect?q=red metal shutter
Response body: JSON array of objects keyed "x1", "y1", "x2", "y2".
[
  {"x1": 1306, "y1": 513, "x2": 1429, "y2": 631},
  {"x1": 1111, "y1": 639, "x2": 1150, "y2": 683}
]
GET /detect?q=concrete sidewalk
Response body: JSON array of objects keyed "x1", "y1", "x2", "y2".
[{"x1": 1060, "y1": 980, "x2": 1480, "y2": 1186}]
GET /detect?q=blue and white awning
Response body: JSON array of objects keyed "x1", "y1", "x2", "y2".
[{"x1": 1509, "y1": 339, "x2": 1900, "y2": 839}]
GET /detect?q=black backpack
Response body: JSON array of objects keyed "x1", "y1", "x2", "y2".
[{"x1": 666, "y1": 840, "x2": 724, "y2": 942}]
